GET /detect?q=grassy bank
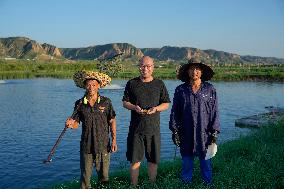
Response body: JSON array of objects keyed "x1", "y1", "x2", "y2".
[
  {"x1": 1, "y1": 60, "x2": 284, "y2": 81},
  {"x1": 49, "y1": 117, "x2": 284, "y2": 189}
]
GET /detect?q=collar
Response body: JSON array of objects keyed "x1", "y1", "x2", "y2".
[
  {"x1": 83, "y1": 95, "x2": 101, "y2": 105},
  {"x1": 186, "y1": 82, "x2": 204, "y2": 94}
]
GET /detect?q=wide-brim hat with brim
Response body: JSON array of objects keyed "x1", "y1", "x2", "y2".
[
  {"x1": 177, "y1": 58, "x2": 214, "y2": 82},
  {"x1": 73, "y1": 70, "x2": 111, "y2": 88}
]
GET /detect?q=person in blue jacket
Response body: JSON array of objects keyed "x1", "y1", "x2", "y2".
[{"x1": 169, "y1": 58, "x2": 220, "y2": 185}]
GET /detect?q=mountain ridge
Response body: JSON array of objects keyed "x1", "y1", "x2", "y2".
[{"x1": 1, "y1": 36, "x2": 283, "y2": 64}]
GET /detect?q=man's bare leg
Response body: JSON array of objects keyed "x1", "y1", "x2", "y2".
[
  {"x1": 130, "y1": 162, "x2": 141, "y2": 186},
  {"x1": 148, "y1": 162, "x2": 157, "y2": 182}
]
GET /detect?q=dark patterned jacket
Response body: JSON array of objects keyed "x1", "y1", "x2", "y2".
[
  {"x1": 72, "y1": 95, "x2": 116, "y2": 154},
  {"x1": 169, "y1": 82, "x2": 220, "y2": 157}
]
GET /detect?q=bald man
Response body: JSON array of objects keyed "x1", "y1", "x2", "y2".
[{"x1": 122, "y1": 56, "x2": 171, "y2": 186}]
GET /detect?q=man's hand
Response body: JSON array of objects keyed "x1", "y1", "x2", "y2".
[
  {"x1": 208, "y1": 130, "x2": 218, "y2": 144},
  {"x1": 111, "y1": 141, "x2": 118, "y2": 152},
  {"x1": 147, "y1": 107, "x2": 158, "y2": 114},
  {"x1": 134, "y1": 105, "x2": 144, "y2": 114},
  {"x1": 65, "y1": 118, "x2": 78, "y2": 129}
]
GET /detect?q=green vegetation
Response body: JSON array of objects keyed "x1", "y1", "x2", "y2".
[
  {"x1": 0, "y1": 60, "x2": 98, "y2": 79},
  {"x1": 47, "y1": 117, "x2": 284, "y2": 189},
  {"x1": 1, "y1": 59, "x2": 284, "y2": 81}
]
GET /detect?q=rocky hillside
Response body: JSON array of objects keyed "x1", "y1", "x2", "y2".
[
  {"x1": 1, "y1": 36, "x2": 283, "y2": 64},
  {"x1": 141, "y1": 47, "x2": 284, "y2": 64},
  {"x1": 61, "y1": 43, "x2": 143, "y2": 60},
  {"x1": 0, "y1": 37, "x2": 62, "y2": 60}
]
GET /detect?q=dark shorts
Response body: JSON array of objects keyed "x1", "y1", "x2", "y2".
[{"x1": 126, "y1": 132, "x2": 161, "y2": 163}]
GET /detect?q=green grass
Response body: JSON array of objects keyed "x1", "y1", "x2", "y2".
[
  {"x1": 47, "y1": 117, "x2": 284, "y2": 189},
  {"x1": 1, "y1": 60, "x2": 284, "y2": 81}
]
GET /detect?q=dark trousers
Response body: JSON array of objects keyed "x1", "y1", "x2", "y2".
[
  {"x1": 80, "y1": 152, "x2": 110, "y2": 189},
  {"x1": 181, "y1": 156, "x2": 212, "y2": 184}
]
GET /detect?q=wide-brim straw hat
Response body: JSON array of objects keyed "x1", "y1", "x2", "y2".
[
  {"x1": 177, "y1": 58, "x2": 214, "y2": 82},
  {"x1": 73, "y1": 70, "x2": 111, "y2": 88}
]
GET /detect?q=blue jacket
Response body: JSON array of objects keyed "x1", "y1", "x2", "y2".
[{"x1": 169, "y1": 82, "x2": 220, "y2": 157}]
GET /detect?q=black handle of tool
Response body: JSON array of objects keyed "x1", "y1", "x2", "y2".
[
  {"x1": 43, "y1": 101, "x2": 82, "y2": 164},
  {"x1": 43, "y1": 127, "x2": 67, "y2": 163}
]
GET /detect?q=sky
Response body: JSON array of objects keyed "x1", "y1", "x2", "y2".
[{"x1": 0, "y1": 0, "x2": 283, "y2": 58}]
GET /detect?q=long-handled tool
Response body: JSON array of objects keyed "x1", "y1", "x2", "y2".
[
  {"x1": 43, "y1": 101, "x2": 82, "y2": 164},
  {"x1": 43, "y1": 127, "x2": 68, "y2": 164}
]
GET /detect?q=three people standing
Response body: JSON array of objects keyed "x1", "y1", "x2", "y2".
[{"x1": 63, "y1": 56, "x2": 219, "y2": 187}]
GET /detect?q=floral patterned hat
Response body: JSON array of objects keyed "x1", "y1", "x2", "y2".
[{"x1": 73, "y1": 70, "x2": 111, "y2": 88}]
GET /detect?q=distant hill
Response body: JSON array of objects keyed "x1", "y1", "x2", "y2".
[
  {"x1": 0, "y1": 37, "x2": 62, "y2": 60},
  {"x1": 1, "y1": 36, "x2": 283, "y2": 64},
  {"x1": 61, "y1": 43, "x2": 143, "y2": 60},
  {"x1": 141, "y1": 46, "x2": 284, "y2": 64}
]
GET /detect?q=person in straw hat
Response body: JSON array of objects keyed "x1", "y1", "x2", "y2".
[
  {"x1": 65, "y1": 70, "x2": 117, "y2": 188},
  {"x1": 169, "y1": 58, "x2": 220, "y2": 186}
]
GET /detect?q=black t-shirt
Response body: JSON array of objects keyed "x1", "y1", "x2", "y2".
[
  {"x1": 72, "y1": 96, "x2": 116, "y2": 154},
  {"x1": 122, "y1": 77, "x2": 171, "y2": 134}
]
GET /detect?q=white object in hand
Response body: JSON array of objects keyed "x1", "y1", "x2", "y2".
[{"x1": 205, "y1": 143, "x2": 217, "y2": 160}]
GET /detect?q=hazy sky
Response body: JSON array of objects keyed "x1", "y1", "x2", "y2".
[{"x1": 0, "y1": 0, "x2": 283, "y2": 58}]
